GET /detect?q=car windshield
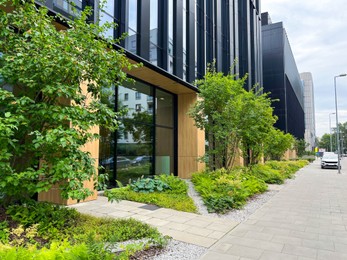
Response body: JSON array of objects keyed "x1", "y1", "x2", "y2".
[{"x1": 323, "y1": 154, "x2": 338, "y2": 159}]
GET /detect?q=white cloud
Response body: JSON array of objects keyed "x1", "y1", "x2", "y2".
[{"x1": 262, "y1": 0, "x2": 347, "y2": 138}]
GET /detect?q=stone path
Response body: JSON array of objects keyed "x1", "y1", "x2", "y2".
[
  {"x1": 69, "y1": 196, "x2": 238, "y2": 248},
  {"x1": 201, "y1": 159, "x2": 347, "y2": 259}
]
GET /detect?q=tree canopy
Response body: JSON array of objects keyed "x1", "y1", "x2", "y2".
[
  {"x1": 189, "y1": 63, "x2": 287, "y2": 169},
  {"x1": 0, "y1": 0, "x2": 135, "y2": 204}
]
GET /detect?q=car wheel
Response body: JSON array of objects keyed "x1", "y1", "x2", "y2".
[{"x1": 321, "y1": 166, "x2": 324, "y2": 169}]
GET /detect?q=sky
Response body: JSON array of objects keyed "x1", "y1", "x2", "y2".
[{"x1": 261, "y1": 1, "x2": 347, "y2": 138}]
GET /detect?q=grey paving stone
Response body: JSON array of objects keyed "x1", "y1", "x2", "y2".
[
  {"x1": 200, "y1": 251, "x2": 240, "y2": 260},
  {"x1": 259, "y1": 250, "x2": 299, "y2": 260},
  {"x1": 282, "y1": 244, "x2": 317, "y2": 258},
  {"x1": 226, "y1": 244, "x2": 264, "y2": 259},
  {"x1": 318, "y1": 249, "x2": 347, "y2": 260}
]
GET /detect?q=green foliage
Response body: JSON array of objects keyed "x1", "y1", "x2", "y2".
[
  {"x1": 263, "y1": 128, "x2": 295, "y2": 161},
  {"x1": 0, "y1": 240, "x2": 115, "y2": 260},
  {"x1": 130, "y1": 176, "x2": 171, "y2": 193},
  {"x1": 1, "y1": 201, "x2": 167, "y2": 259},
  {"x1": 0, "y1": 0, "x2": 136, "y2": 204},
  {"x1": 192, "y1": 168, "x2": 267, "y2": 213},
  {"x1": 106, "y1": 175, "x2": 197, "y2": 213},
  {"x1": 72, "y1": 215, "x2": 162, "y2": 244},
  {"x1": 6, "y1": 201, "x2": 79, "y2": 240},
  {"x1": 189, "y1": 62, "x2": 277, "y2": 169},
  {"x1": 0, "y1": 221, "x2": 9, "y2": 244},
  {"x1": 250, "y1": 164, "x2": 284, "y2": 184},
  {"x1": 155, "y1": 174, "x2": 188, "y2": 194},
  {"x1": 192, "y1": 160, "x2": 308, "y2": 214},
  {"x1": 295, "y1": 139, "x2": 309, "y2": 158}
]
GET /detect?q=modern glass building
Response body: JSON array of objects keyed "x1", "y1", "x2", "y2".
[
  {"x1": 300, "y1": 72, "x2": 316, "y2": 151},
  {"x1": 261, "y1": 12, "x2": 305, "y2": 139},
  {"x1": 36, "y1": 0, "x2": 263, "y2": 187}
]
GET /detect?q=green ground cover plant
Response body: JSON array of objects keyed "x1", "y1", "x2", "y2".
[
  {"x1": 0, "y1": 202, "x2": 168, "y2": 259},
  {"x1": 192, "y1": 168, "x2": 268, "y2": 213},
  {"x1": 106, "y1": 175, "x2": 197, "y2": 213},
  {"x1": 192, "y1": 160, "x2": 308, "y2": 213}
]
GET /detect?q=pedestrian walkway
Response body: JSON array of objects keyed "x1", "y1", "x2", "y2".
[
  {"x1": 69, "y1": 196, "x2": 238, "y2": 248},
  {"x1": 201, "y1": 159, "x2": 347, "y2": 259}
]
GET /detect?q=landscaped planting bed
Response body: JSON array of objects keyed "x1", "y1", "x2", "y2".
[
  {"x1": 192, "y1": 160, "x2": 308, "y2": 214},
  {"x1": 106, "y1": 175, "x2": 197, "y2": 213},
  {"x1": 0, "y1": 201, "x2": 168, "y2": 259}
]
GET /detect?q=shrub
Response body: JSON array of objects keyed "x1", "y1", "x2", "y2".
[
  {"x1": 6, "y1": 201, "x2": 79, "y2": 240},
  {"x1": 250, "y1": 164, "x2": 284, "y2": 184},
  {"x1": 130, "y1": 177, "x2": 171, "y2": 193},
  {"x1": 192, "y1": 168, "x2": 268, "y2": 213}
]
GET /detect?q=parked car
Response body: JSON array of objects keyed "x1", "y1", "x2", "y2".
[
  {"x1": 100, "y1": 156, "x2": 132, "y2": 169},
  {"x1": 321, "y1": 153, "x2": 340, "y2": 169},
  {"x1": 131, "y1": 156, "x2": 152, "y2": 166}
]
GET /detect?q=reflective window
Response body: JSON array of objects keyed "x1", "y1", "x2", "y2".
[
  {"x1": 183, "y1": 0, "x2": 187, "y2": 80},
  {"x1": 99, "y1": 0, "x2": 115, "y2": 38},
  {"x1": 125, "y1": 0, "x2": 138, "y2": 53},
  {"x1": 99, "y1": 80, "x2": 176, "y2": 185},
  {"x1": 53, "y1": 0, "x2": 82, "y2": 16},
  {"x1": 168, "y1": 0, "x2": 174, "y2": 73},
  {"x1": 149, "y1": 0, "x2": 158, "y2": 65},
  {"x1": 156, "y1": 89, "x2": 174, "y2": 127},
  {"x1": 116, "y1": 82, "x2": 154, "y2": 184}
]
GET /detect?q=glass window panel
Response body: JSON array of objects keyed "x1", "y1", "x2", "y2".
[
  {"x1": 116, "y1": 124, "x2": 153, "y2": 185},
  {"x1": 150, "y1": 0, "x2": 158, "y2": 45},
  {"x1": 118, "y1": 82, "x2": 153, "y2": 121},
  {"x1": 149, "y1": 42, "x2": 158, "y2": 65},
  {"x1": 116, "y1": 81, "x2": 154, "y2": 184},
  {"x1": 156, "y1": 89, "x2": 174, "y2": 127},
  {"x1": 99, "y1": 12, "x2": 114, "y2": 38},
  {"x1": 103, "y1": 0, "x2": 114, "y2": 16},
  {"x1": 128, "y1": 0, "x2": 137, "y2": 31},
  {"x1": 125, "y1": 29, "x2": 137, "y2": 54},
  {"x1": 155, "y1": 127, "x2": 174, "y2": 175}
]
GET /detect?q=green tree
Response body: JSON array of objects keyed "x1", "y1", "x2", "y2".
[
  {"x1": 295, "y1": 139, "x2": 308, "y2": 157},
  {"x1": 263, "y1": 128, "x2": 295, "y2": 161},
  {"x1": 0, "y1": 0, "x2": 135, "y2": 204},
  {"x1": 318, "y1": 133, "x2": 332, "y2": 152},
  {"x1": 189, "y1": 63, "x2": 277, "y2": 169},
  {"x1": 189, "y1": 64, "x2": 246, "y2": 169},
  {"x1": 231, "y1": 87, "x2": 277, "y2": 165}
]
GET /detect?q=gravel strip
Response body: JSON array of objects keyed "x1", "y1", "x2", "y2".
[{"x1": 150, "y1": 240, "x2": 207, "y2": 260}]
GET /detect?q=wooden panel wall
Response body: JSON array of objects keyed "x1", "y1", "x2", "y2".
[
  {"x1": 177, "y1": 93, "x2": 205, "y2": 178},
  {"x1": 38, "y1": 82, "x2": 99, "y2": 205}
]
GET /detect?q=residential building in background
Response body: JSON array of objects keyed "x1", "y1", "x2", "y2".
[
  {"x1": 300, "y1": 72, "x2": 316, "y2": 151},
  {"x1": 261, "y1": 12, "x2": 305, "y2": 139},
  {"x1": 36, "y1": 0, "x2": 263, "y2": 189}
]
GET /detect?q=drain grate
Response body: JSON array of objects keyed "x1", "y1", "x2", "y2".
[{"x1": 139, "y1": 204, "x2": 160, "y2": 211}]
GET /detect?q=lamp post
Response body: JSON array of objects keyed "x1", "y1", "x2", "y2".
[
  {"x1": 329, "y1": 113, "x2": 336, "y2": 152},
  {"x1": 334, "y1": 74, "x2": 347, "y2": 174}
]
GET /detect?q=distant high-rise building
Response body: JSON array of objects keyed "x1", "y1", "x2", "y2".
[
  {"x1": 300, "y1": 72, "x2": 316, "y2": 151},
  {"x1": 261, "y1": 12, "x2": 305, "y2": 139}
]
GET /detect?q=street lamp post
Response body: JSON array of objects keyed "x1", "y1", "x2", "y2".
[
  {"x1": 329, "y1": 112, "x2": 336, "y2": 152},
  {"x1": 334, "y1": 74, "x2": 347, "y2": 174}
]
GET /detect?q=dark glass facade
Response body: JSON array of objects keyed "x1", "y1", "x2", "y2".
[{"x1": 262, "y1": 13, "x2": 305, "y2": 139}]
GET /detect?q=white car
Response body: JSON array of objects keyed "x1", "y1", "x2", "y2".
[{"x1": 321, "y1": 153, "x2": 340, "y2": 169}]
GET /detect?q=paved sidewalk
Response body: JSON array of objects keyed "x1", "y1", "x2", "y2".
[
  {"x1": 69, "y1": 196, "x2": 238, "y2": 248},
  {"x1": 201, "y1": 159, "x2": 347, "y2": 259}
]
